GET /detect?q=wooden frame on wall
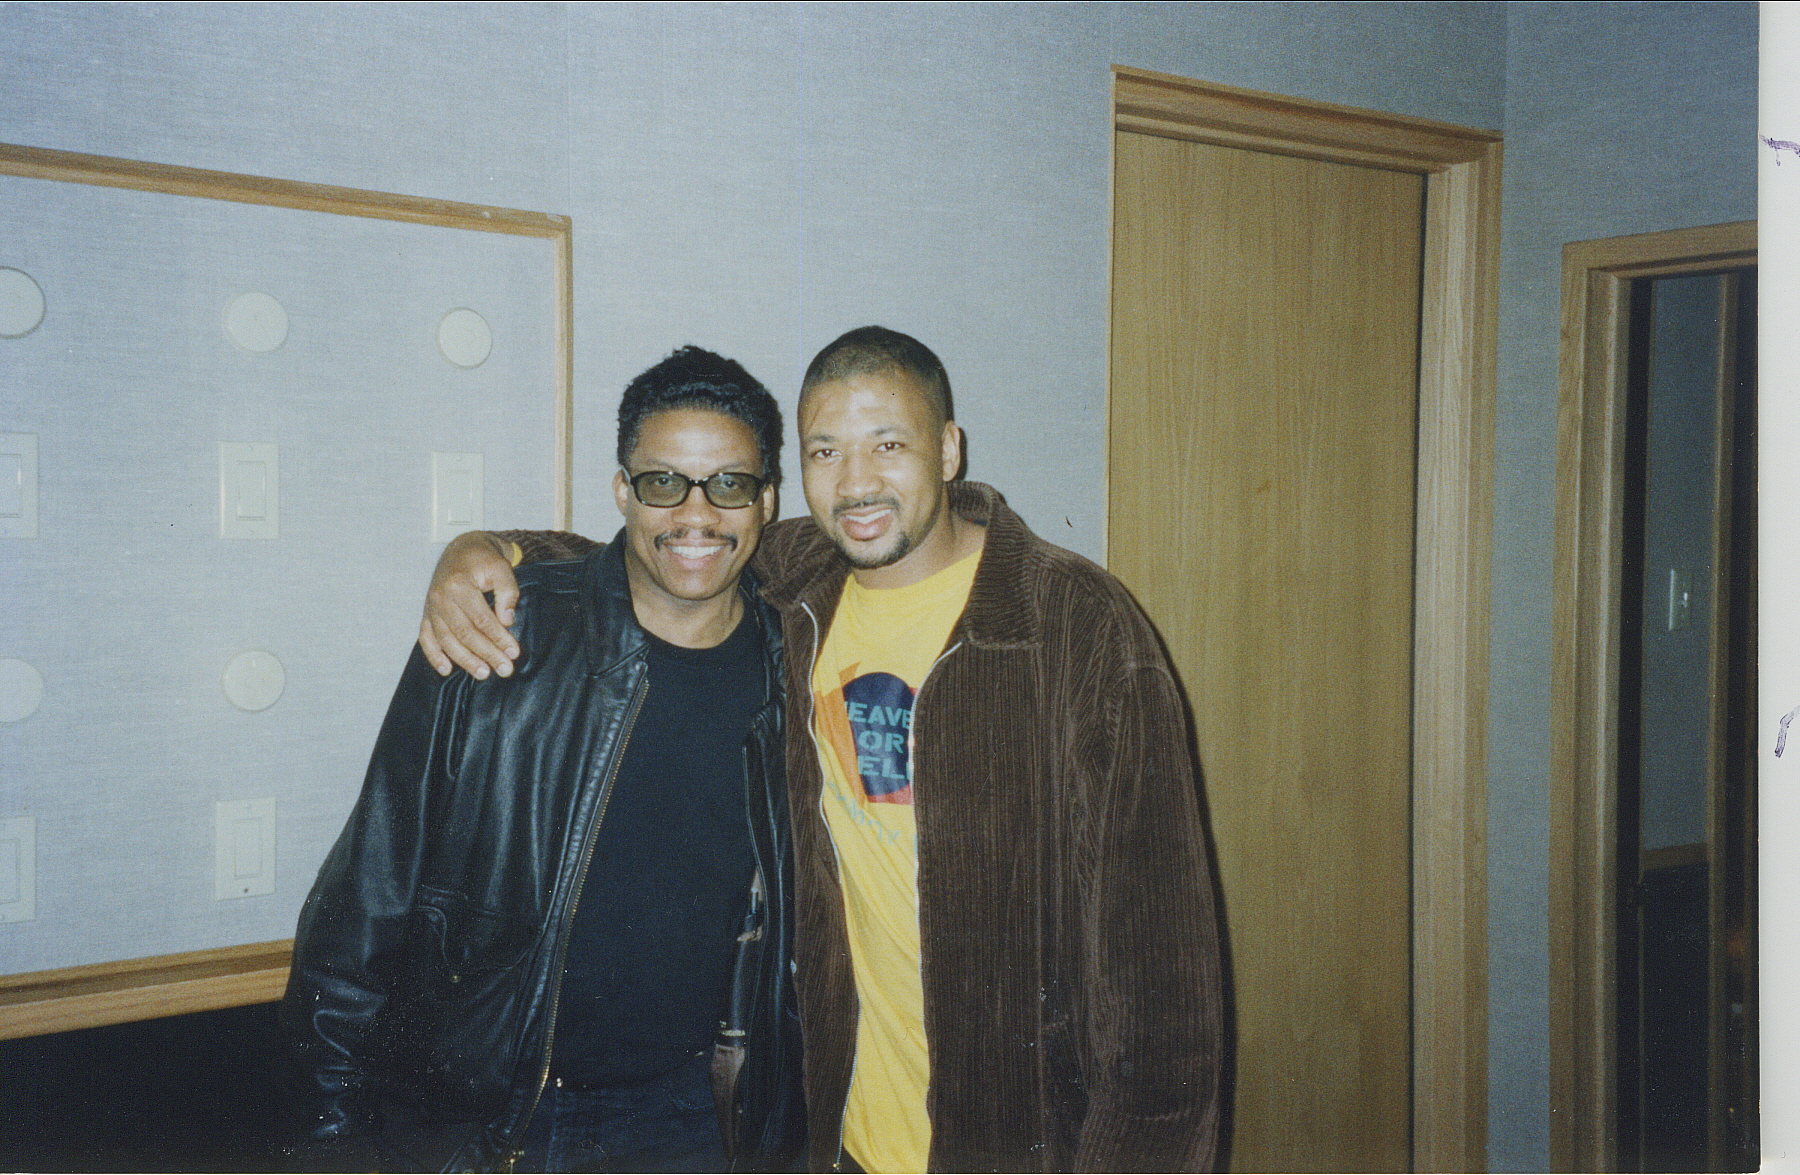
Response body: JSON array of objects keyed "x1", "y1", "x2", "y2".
[
  {"x1": 1548, "y1": 219, "x2": 1756, "y2": 1173},
  {"x1": 1110, "y1": 66, "x2": 1500, "y2": 1173},
  {"x1": 0, "y1": 142, "x2": 573, "y2": 1041}
]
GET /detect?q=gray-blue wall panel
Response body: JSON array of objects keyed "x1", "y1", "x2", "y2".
[{"x1": 1492, "y1": 3, "x2": 1757, "y2": 1168}]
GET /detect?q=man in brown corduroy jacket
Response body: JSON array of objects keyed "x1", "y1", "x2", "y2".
[{"x1": 421, "y1": 327, "x2": 1224, "y2": 1173}]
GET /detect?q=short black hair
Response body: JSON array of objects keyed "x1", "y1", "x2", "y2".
[
  {"x1": 799, "y1": 325, "x2": 954, "y2": 425},
  {"x1": 616, "y1": 346, "x2": 782, "y2": 483}
]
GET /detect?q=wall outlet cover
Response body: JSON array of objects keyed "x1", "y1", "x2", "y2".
[
  {"x1": 0, "y1": 433, "x2": 39, "y2": 539},
  {"x1": 431, "y1": 451, "x2": 484, "y2": 543},
  {"x1": 0, "y1": 816, "x2": 37, "y2": 923},
  {"x1": 219, "y1": 442, "x2": 279, "y2": 540},
  {"x1": 214, "y1": 797, "x2": 276, "y2": 900}
]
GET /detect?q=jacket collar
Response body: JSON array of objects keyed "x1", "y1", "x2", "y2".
[
  {"x1": 581, "y1": 529, "x2": 780, "y2": 678},
  {"x1": 581, "y1": 533, "x2": 650, "y2": 676},
  {"x1": 950, "y1": 481, "x2": 1041, "y2": 650},
  {"x1": 760, "y1": 481, "x2": 1041, "y2": 651}
]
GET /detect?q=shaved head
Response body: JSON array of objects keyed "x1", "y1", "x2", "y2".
[{"x1": 799, "y1": 325, "x2": 953, "y2": 426}]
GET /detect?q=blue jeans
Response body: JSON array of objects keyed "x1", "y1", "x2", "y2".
[{"x1": 512, "y1": 1053, "x2": 726, "y2": 1173}]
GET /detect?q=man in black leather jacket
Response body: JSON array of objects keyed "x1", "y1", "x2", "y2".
[{"x1": 281, "y1": 348, "x2": 805, "y2": 1173}]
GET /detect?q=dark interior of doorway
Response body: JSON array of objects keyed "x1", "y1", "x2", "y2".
[{"x1": 1615, "y1": 267, "x2": 1757, "y2": 1173}]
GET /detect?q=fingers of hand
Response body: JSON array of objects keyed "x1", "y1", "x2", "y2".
[
  {"x1": 418, "y1": 617, "x2": 454, "y2": 677},
  {"x1": 432, "y1": 614, "x2": 500, "y2": 680},
  {"x1": 420, "y1": 590, "x2": 505, "y2": 680}
]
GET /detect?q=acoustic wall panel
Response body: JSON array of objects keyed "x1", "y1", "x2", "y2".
[{"x1": 0, "y1": 170, "x2": 561, "y2": 975}]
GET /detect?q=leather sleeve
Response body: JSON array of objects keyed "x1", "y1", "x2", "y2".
[
  {"x1": 493, "y1": 528, "x2": 600, "y2": 565},
  {"x1": 280, "y1": 647, "x2": 472, "y2": 1145},
  {"x1": 1073, "y1": 610, "x2": 1225, "y2": 1173}
]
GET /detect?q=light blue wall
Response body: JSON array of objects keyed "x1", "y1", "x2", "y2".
[
  {"x1": 0, "y1": 1, "x2": 1760, "y2": 1166},
  {"x1": 0, "y1": 3, "x2": 573, "y2": 211},
  {"x1": 0, "y1": 0, "x2": 1514, "y2": 555},
  {"x1": 553, "y1": 1, "x2": 1507, "y2": 547},
  {"x1": 1490, "y1": 5, "x2": 1756, "y2": 1168}
]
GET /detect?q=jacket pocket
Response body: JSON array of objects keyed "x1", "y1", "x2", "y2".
[
  {"x1": 408, "y1": 886, "x2": 540, "y2": 980},
  {"x1": 373, "y1": 888, "x2": 545, "y2": 1117}
]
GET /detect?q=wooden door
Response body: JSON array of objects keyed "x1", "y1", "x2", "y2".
[{"x1": 1109, "y1": 130, "x2": 1423, "y2": 1171}]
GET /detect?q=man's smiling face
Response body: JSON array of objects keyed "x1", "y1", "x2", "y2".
[
  {"x1": 799, "y1": 366, "x2": 961, "y2": 588},
  {"x1": 613, "y1": 406, "x2": 772, "y2": 623}
]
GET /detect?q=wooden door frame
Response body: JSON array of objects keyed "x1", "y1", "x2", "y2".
[
  {"x1": 1548, "y1": 220, "x2": 1756, "y2": 1172},
  {"x1": 1109, "y1": 66, "x2": 1500, "y2": 1173}
]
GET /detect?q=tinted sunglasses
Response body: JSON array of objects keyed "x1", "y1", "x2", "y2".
[{"x1": 626, "y1": 469, "x2": 767, "y2": 509}]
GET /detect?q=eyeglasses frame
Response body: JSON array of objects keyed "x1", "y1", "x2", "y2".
[{"x1": 623, "y1": 468, "x2": 769, "y2": 510}]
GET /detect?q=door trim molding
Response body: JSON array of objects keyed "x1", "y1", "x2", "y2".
[
  {"x1": 1110, "y1": 66, "x2": 1500, "y2": 1173},
  {"x1": 1548, "y1": 220, "x2": 1756, "y2": 1173}
]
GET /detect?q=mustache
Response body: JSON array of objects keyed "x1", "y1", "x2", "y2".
[
  {"x1": 831, "y1": 496, "x2": 901, "y2": 521},
  {"x1": 653, "y1": 528, "x2": 738, "y2": 551}
]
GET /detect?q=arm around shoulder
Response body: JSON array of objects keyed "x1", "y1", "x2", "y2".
[
  {"x1": 495, "y1": 528, "x2": 601, "y2": 564},
  {"x1": 419, "y1": 529, "x2": 599, "y2": 678}
]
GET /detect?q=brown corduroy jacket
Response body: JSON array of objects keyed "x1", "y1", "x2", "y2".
[{"x1": 756, "y1": 482, "x2": 1223, "y2": 1173}]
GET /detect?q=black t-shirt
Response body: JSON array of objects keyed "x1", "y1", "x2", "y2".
[{"x1": 551, "y1": 610, "x2": 764, "y2": 1085}]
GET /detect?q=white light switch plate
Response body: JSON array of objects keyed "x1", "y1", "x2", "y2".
[
  {"x1": 214, "y1": 797, "x2": 276, "y2": 900},
  {"x1": 0, "y1": 433, "x2": 38, "y2": 539},
  {"x1": 219, "y1": 443, "x2": 279, "y2": 539},
  {"x1": 0, "y1": 816, "x2": 37, "y2": 923},
  {"x1": 431, "y1": 452, "x2": 483, "y2": 542},
  {"x1": 1668, "y1": 567, "x2": 1693, "y2": 631}
]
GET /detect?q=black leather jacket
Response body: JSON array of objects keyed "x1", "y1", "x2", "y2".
[{"x1": 281, "y1": 539, "x2": 803, "y2": 1172}]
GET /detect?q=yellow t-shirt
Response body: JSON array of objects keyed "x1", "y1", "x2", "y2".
[{"x1": 810, "y1": 550, "x2": 980, "y2": 1174}]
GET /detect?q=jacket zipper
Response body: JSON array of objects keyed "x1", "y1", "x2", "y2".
[
  {"x1": 804, "y1": 596, "x2": 962, "y2": 1171},
  {"x1": 722, "y1": 691, "x2": 778, "y2": 1174},
  {"x1": 507, "y1": 669, "x2": 648, "y2": 1164},
  {"x1": 742, "y1": 617, "x2": 778, "y2": 929},
  {"x1": 895, "y1": 638, "x2": 958, "y2": 1173},
  {"x1": 799, "y1": 600, "x2": 853, "y2": 1172}
]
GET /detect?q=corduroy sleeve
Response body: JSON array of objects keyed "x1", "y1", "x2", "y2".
[
  {"x1": 1074, "y1": 625, "x2": 1224, "y2": 1172},
  {"x1": 494, "y1": 528, "x2": 602, "y2": 564}
]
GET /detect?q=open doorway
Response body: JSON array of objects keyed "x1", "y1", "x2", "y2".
[
  {"x1": 1615, "y1": 266, "x2": 1757, "y2": 1171},
  {"x1": 1551, "y1": 223, "x2": 1757, "y2": 1172}
]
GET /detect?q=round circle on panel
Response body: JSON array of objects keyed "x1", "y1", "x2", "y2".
[
  {"x1": 224, "y1": 291, "x2": 289, "y2": 353},
  {"x1": 0, "y1": 658, "x2": 45, "y2": 723},
  {"x1": 438, "y1": 308, "x2": 492, "y2": 368},
  {"x1": 0, "y1": 267, "x2": 46, "y2": 339},
  {"x1": 222, "y1": 649, "x2": 285, "y2": 712}
]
